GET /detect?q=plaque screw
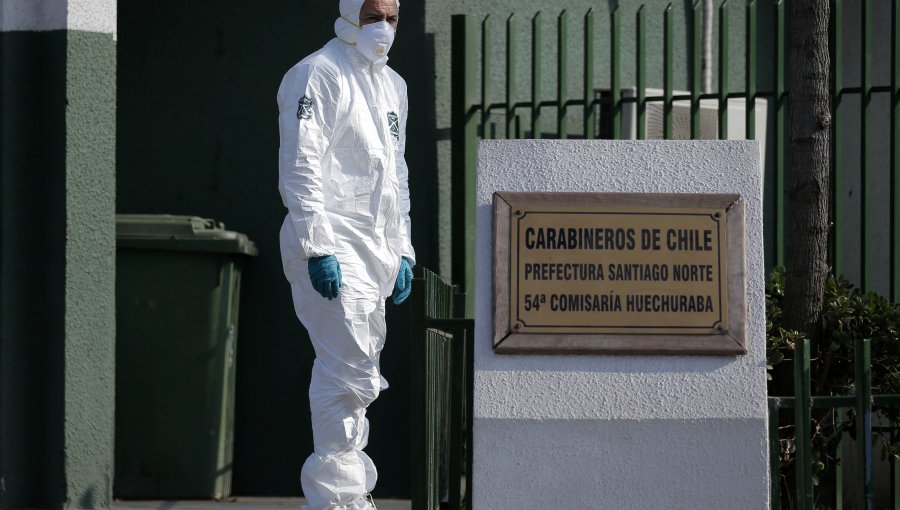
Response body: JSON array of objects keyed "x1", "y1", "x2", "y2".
[
  {"x1": 514, "y1": 322, "x2": 522, "y2": 330},
  {"x1": 515, "y1": 210, "x2": 522, "y2": 216},
  {"x1": 714, "y1": 212, "x2": 722, "y2": 219}
]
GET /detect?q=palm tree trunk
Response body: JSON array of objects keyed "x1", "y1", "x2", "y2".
[{"x1": 783, "y1": 0, "x2": 831, "y2": 341}]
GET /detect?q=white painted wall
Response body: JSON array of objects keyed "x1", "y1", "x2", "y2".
[
  {"x1": 68, "y1": 0, "x2": 116, "y2": 36},
  {"x1": 474, "y1": 140, "x2": 769, "y2": 509},
  {"x1": 1, "y1": 0, "x2": 115, "y2": 35}
]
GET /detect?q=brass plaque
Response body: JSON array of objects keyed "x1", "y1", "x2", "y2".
[{"x1": 493, "y1": 192, "x2": 747, "y2": 355}]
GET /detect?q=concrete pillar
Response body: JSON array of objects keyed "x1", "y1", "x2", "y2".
[
  {"x1": 1, "y1": 1, "x2": 116, "y2": 508},
  {"x1": 473, "y1": 140, "x2": 769, "y2": 509}
]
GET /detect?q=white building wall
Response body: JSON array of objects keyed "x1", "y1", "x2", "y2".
[{"x1": 1, "y1": 0, "x2": 115, "y2": 36}]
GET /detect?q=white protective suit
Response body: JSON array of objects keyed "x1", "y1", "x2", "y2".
[{"x1": 277, "y1": 1, "x2": 414, "y2": 509}]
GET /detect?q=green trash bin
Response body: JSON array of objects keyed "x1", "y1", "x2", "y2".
[{"x1": 114, "y1": 214, "x2": 258, "y2": 499}]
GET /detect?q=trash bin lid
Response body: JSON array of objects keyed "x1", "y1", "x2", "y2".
[{"x1": 116, "y1": 214, "x2": 259, "y2": 256}]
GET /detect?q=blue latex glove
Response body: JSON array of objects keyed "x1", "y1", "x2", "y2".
[
  {"x1": 308, "y1": 255, "x2": 342, "y2": 300},
  {"x1": 392, "y1": 257, "x2": 413, "y2": 305}
]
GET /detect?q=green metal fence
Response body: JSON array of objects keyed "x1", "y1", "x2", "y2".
[
  {"x1": 409, "y1": 268, "x2": 473, "y2": 510},
  {"x1": 769, "y1": 338, "x2": 900, "y2": 510},
  {"x1": 451, "y1": 0, "x2": 900, "y2": 315}
]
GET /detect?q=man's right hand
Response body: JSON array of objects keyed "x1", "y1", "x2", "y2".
[{"x1": 308, "y1": 255, "x2": 342, "y2": 300}]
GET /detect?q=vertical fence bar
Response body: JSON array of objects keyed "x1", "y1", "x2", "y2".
[
  {"x1": 664, "y1": 4, "x2": 674, "y2": 139},
  {"x1": 532, "y1": 12, "x2": 543, "y2": 139},
  {"x1": 506, "y1": 14, "x2": 517, "y2": 140},
  {"x1": 558, "y1": 10, "x2": 569, "y2": 139},
  {"x1": 451, "y1": 15, "x2": 477, "y2": 318},
  {"x1": 855, "y1": 338, "x2": 873, "y2": 510},
  {"x1": 410, "y1": 274, "x2": 426, "y2": 510},
  {"x1": 424, "y1": 273, "x2": 434, "y2": 510},
  {"x1": 795, "y1": 338, "x2": 813, "y2": 510},
  {"x1": 718, "y1": 1, "x2": 729, "y2": 140},
  {"x1": 834, "y1": 417, "x2": 844, "y2": 510},
  {"x1": 892, "y1": 426, "x2": 899, "y2": 509},
  {"x1": 746, "y1": 0, "x2": 757, "y2": 140},
  {"x1": 862, "y1": 0, "x2": 873, "y2": 291},
  {"x1": 481, "y1": 16, "x2": 492, "y2": 139},
  {"x1": 691, "y1": 1, "x2": 702, "y2": 139},
  {"x1": 775, "y1": 0, "x2": 786, "y2": 267},
  {"x1": 464, "y1": 321, "x2": 475, "y2": 510},
  {"x1": 584, "y1": 8, "x2": 596, "y2": 139},
  {"x1": 834, "y1": 416, "x2": 844, "y2": 510},
  {"x1": 448, "y1": 328, "x2": 464, "y2": 510},
  {"x1": 768, "y1": 399, "x2": 782, "y2": 510},
  {"x1": 832, "y1": 0, "x2": 844, "y2": 276},
  {"x1": 637, "y1": 5, "x2": 647, "y2": 140},
  {"x1": 438, "y1": 309, "x2": 449, "y2": 507},
  {"x1": 610, "y1": 5, "x2": 621, "y2": 139},
  {"x1": 893, "y1": 0, "x2": 900, "y2": 300}
]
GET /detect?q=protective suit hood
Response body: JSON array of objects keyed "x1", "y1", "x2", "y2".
[{"x1": 334, "y1": 0, "x2": 399, "y2": 70}]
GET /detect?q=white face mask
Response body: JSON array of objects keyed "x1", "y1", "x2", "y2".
[{"x1": 354, "y1": 21, "x2": 395, "y2": 66}]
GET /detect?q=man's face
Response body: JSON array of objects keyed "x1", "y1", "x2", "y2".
[{"x1": 359, "y1": 0, "x2": 399, "y2": 29}]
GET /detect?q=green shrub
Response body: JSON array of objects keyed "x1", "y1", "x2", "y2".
[
  {"x1": 766, "y1": 267, "x2": 900, "y2": 498},
  {"x1": 767, "y1": 267, "x2": 900, "y2": 399}
]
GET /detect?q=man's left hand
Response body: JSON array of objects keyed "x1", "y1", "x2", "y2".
[{"x1": 392, "y1": 257, "x2": 413, "y2": 305}]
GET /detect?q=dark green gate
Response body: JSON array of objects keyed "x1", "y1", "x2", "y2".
[{"x1": 409, "y1": 268, "x2": 473, "y2": 510}]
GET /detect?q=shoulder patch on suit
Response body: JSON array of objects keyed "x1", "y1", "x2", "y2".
[
  {"x1": 297, "y1": 96, "x2": 314, "y2": 120},
  {"x1": 387, "y1": 111, "x2": 399, "y2": 142}
]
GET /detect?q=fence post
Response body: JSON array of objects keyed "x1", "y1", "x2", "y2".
[
  {"x1": 410, "y1": 272, "x2": 426, "y2": 510},
  {"x1": 746, "y1": 0, "x2": 757, "y2": 141},
  {"x1": 481, "y1": 16, "x2": 492, "y2": 139},
  {"x1": 636, "y1": 6, "x2": 646, "y2": 140},
  {"x1": 769, "y1": 398, "x2": 782, "y2": 510},
  {"x1": 834, "y1": 413, "x2": 844, "y2": 510},
  {"x1": 718, "y1": 0, "x2": 729, "y2": 140},
  {"x1": 664, "y1": 4, "x2": 674, "y2": 139},
  {"x1": 532, "y1": 12, "x2": 543, "y2": 139},
  {"x1": 557, "y1": 10, "x2": 569, "y2": 139},
  {"x1": 451, "y1": 15, "x2": 477, "y2": 318},
  {"x1": 862, "y1": 0, "x2": 873, "y2": 291},
  {"x1": 892, "y1": 0, "x2": 900, "y2": 300},
  {"x1": 584, "y1": 8, "x2": 595, "y2": 139},
  {"x1": 855, "y1": 337, "x2": 873, "y2": 510},
  {"x1": 892, "y1": 426, "x2": 899, "y2": 509},
  {"x1": 775, "y1": 0, "x2": 786, "y2": 268},
  {"x1": 464, "y1": 317, "x2": 474, "y2": 510},
  {"x1": 831, "y1": 0, "x2": 844, "y2": 276},
  {"x1": 448, "y1": 325, "x2": 465, "y2": 510},
  {"x1": 795, "y1": 338, "x2": 813, "y2": 509},
  {"x1": 610, "y1": 5, "x2": 621, "y2": 140},
  {"x1": 506, "y1": 14, "x2": 517, "y2": 140},
  {"x1": 691, "y1": 1, "x2": 702, "y2": 140}
]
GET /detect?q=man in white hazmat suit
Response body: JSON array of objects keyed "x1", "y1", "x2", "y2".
[{"x1": 276, "y1": 0, "x2": 414, "y2": 508}]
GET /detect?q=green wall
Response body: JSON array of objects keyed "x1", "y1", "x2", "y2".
[
  {"x1": 0, "y1": 26, "x2": 117, "y2": 509},
  {"x1": 63, "y1": 30, "x2": 118, "y2": 508},
  {"x1": 115, "y1": 1, "x2": 435, "y2": 497}
]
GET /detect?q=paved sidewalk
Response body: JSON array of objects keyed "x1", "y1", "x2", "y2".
[{"x1": 114, "y1": 498, "x2": 410, "y2": 510}]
